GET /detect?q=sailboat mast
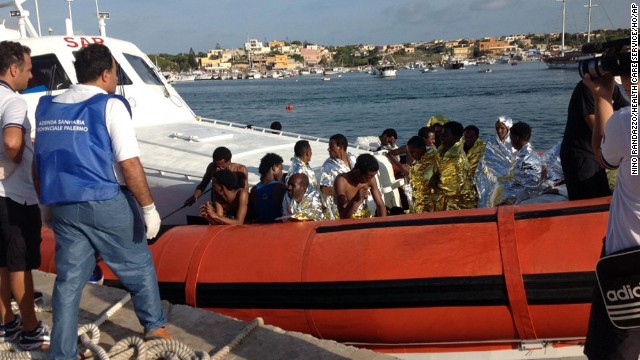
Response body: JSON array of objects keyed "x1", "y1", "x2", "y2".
[
  {"x1": 586, "y1": 0, "x2": 594, "y2": 42},
  {"x1": 561, "y1": 0, "x2": 566, "y2": 56}
]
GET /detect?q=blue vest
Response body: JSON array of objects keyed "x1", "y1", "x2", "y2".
[{"x1": 35, "y1": 93, "x2": 131, "y2": 205}]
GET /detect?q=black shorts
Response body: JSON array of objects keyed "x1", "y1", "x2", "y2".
[{"x1": 0, "y1": 196, "x2": 42, "y2": 271}]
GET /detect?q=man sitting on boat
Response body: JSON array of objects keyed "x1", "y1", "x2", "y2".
[
  {"x1": 334, "y1": 154, "x2": 387, "y2": 219},
  {"x1": 462, "y1": 125, "x2": 486, "y2": 176},
  {"x1": 497, "y1": 122, "x2": 546, "y2": 205},
  {"x1": 407, "y1": 136, "x2": 439, "y2": 213},
  {"x1": 475, "y1": 116, "x2": 517, "y2": 208},
  {"x1": 184, "y1": 146, "x2": 249, "y2": 207},
  {"x1": 284, "y1": 140, "x2": 318, "y2": 190},
  {"x1": 200, "y1": 169, "x2": 249, "y2": 225},
  {"x1": 281, "y1": 173, "x2": 325, "y2": 221},
  {"x1": 433, "y1": 121, "x2": 477, "y2": 211},
  {"x1": 250, "y1": 153, "x2": 287, "y2": 223},
  {"x1": 376, "y1": 128, "x2": 398, "y2": 152},
  {"x1": 320, "y1": 134, "x2": 356, "y2": 219}
]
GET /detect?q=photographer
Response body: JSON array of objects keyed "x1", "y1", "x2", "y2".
[
  {"x1": 581, "y1": 44, "x2": 639, "y2": 358},
  {"x1": 560, "y1": 79, "x2": 628, "y2": 200}
]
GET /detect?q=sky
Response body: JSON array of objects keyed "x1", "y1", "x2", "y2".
[{"x1": 10, "y1": 0, "x2": 632, "y2": 54}]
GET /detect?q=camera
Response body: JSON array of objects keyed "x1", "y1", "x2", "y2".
[{"x1": 578, "y1": 37, "x2": 631, "y2": 79}]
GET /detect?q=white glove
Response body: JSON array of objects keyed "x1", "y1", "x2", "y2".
[
  {"x1": 40, "y1": 205, "x2": 53, "y2": 229},
  {"x1": 142, "y1": 203, "x2": 161, "y2": 239}
]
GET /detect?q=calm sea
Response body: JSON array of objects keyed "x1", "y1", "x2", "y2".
[{"x1": 175, "y1": 61, "x2": 582, "y2": 151}]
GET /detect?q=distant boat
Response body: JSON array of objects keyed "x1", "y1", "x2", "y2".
[
  {"x1": 543, "y1": 0, "x2": 594, "y2": 70},
  {"x1": 443, "y1": 57, "x2": 465, "y2": 70},
  {"x1": 479, "y1": 68, "x2": 492, "y2": 73},
  {"x1": 322, "y1": 77, "x2": 331, "y2": 81},
  {"x1": 375, "y1": 54, "x2": 398, "y2": 77}
]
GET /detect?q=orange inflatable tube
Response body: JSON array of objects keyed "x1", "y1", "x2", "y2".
[{"x1": 39, "y1": 197, "x2": 609, "y2": 353}]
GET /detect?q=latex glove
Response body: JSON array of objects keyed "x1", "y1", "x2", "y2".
[
  {"x1": 142, "y1": 203, "x2": 161, "y2": 239},
  {"x1": 40, "y1": 205, "x2": 53, "y2": 229},
  {"x1": 183, "y1": 195, "x2": 197, "y2": 207}
]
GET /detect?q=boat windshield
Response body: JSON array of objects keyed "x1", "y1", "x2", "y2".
[
  {"x1": 24, "y1": 54, "x2": 72, "y2": 94},
  {"x1": 123, "y1": 53, "x2": 164, "y2": 86}
]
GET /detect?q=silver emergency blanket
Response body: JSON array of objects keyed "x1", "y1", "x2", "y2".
[
  {"x1": 319, "y1": 153, "x2": 356, "y2": 220},
  {"x1": 475, "y1": 135, "x2": 516, "y2": 208},
  {"x1": 285, "y1": 156, "x2": 318, "y2": 190},
  {"x1": 282, "y1": 188, "x2": 325, "y2": 221},
  {"x1": 500, "y1": 143, "x2": 545, "y2": 205},
  {"x1": 540, "y1": 141, "x2": 564, "y2": 188}
]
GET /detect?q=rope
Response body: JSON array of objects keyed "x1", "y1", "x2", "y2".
[
  {"x1": 1, "y1": 293, "x2": 262, "y2": 360},
  {"x1": 210, "y1": 318, "x2": 263, "y2": 360}
]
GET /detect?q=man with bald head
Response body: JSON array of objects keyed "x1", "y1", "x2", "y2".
[{"x1": 282, "y1": 173, "x2": 325, "y2": 221}]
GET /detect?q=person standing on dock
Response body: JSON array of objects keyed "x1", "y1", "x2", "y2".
[
  {"x1": 33, "y1": 44, "x2": 170, "y2": 360},
  {"x1": 0, "y1": 41, "x2": 50, "y2": 350},
  {"x1": 560, "y1": 80, "x2": 628, "y2": 200},
  {"x1": 320, "y1": 134, "x2": 356, "y2": 219},
  {"x1": 582, "y1": 59, "x2": 639, "y2": 359}
]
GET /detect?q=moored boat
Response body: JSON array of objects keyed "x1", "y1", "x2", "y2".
[{"x1": 375, "y1": 54, "x2": 398, "y2": 77}]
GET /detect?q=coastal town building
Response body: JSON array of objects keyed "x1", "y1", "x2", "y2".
[
  {"x1": 478, "y1": 38, "x2": 511, "y2": 56},
  {"x1": 451, "y1": 46, "x2": 473, "y2": 58},
  {"x1": 268, "y1": 54, "x2": 290, "y2": 70},
  {"x1": 300, "y1": 48, "x2": 321, "y2": 65},
  {"x1": 245, "y1": 39, "x2": 269, "y2": 54}
]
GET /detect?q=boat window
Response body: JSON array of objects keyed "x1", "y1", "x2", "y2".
[
  {"x1": 24, "y1": 54, "x2": 71, "y2": 94},
  {"x1": 116, "y1": 63, "x2": 133, "y2": 86},
  {"x1": 123, "y1": 53, "x2": 164, "y2": 86}
]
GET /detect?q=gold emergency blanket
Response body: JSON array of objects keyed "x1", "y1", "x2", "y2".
[
  {"x1": 466, "y1": 139, "x2": 486, "y2": 176},
  {"x1": 319, "y1": 153, "x2": 356, "y2": 220},
  {"x1": 500, "y1": 143, "x2": 545, "y2": 204},
  {"x1": 282, "y1": 188, "x2": 326, "y2": 221},
  {"x1": 408, "y1": 147, "x2": 439, "y2": 213},
  {"x1": 434, "y1": 141, "x2": 477, "y2": 211},
  {"x1": 475, "y1": 135, "x2": 516, "y2": 208},
  {"x1": 285, "y1": 156, "x2": 318, "y2": 189}
]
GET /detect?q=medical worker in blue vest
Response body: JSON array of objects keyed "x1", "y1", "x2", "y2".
[{"x1": 33, "y1": 44, "x2": 170, "y2": 360}]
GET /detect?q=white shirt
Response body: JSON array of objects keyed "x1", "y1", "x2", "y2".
[
  {"x1": 600, "y1": 106, "x2": 640, "y2": 254},
  {"x1": 0, "y1": 84, "x2": 39, "y2": 204},
  {"x1": 52, "y1": 84, "x2": 140, "y2": 184}
]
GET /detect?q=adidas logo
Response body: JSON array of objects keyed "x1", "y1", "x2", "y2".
[{"x1": 606, "y1": 283, "x2": 640, "y2": 302}]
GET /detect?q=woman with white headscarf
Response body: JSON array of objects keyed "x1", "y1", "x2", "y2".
[{"x1": 475, "y1": 116, "x2": 517, "y2": 208}]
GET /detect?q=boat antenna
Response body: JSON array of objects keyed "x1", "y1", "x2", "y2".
[
  {"x1": 95, "y1": 0, "x2": 109, "y2": 37},
  {"x1": 65, "y1": 0, "x2": 74, "y2": 36},
  {"x1": 34, "y1": 0, "x2": 41, "y2": 36}
]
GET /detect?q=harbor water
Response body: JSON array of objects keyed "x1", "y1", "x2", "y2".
[{"x1": 175, "y1": 61, "x2": 583, "y2": 151}]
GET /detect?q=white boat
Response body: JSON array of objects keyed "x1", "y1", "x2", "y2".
[
  {"x1": 194, "y1": 73, "x2": 214, "y2": 81},
  {"x1": 246, "y1": 69, "x2": 262, "y2": 79},
  {"x1": 3, "y1": 0, "x2": 376, "y2": 226},
  {"x1": 375, "y1": 54, "x2": 397, "y2": 77},
  {"x1": 173, "y1": 73, "x2": 197, "y2": 82}
]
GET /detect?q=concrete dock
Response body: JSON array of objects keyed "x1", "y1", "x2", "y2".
[{"x1": 23, "y1": 270, "x2": 396, "y2": 360}]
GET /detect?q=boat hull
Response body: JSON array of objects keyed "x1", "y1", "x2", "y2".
[{"x1": 38, "y1": 197, "x2": 609, "y2": 353}]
